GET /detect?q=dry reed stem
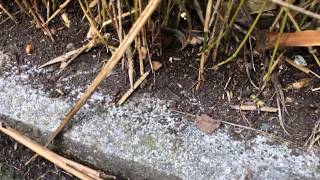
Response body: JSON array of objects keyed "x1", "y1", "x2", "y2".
[
  {"x1": 101, "y1": 10, "x2": 135, "y2": 28},
  {"x1": 197, "y1": 0, "x2": 213, "y2": 87},
  {"x1": 14, "y1": 0, "x2": 30, "y2": 17},
  {"x1": 27, "y1": 0, "x2": 161, "y2": 163},
  {"x1": 0, "y1": 121, "x2": 100, "y2": 180},
  {"x1": 78, "y1": 0, "x2": 106, "y2": 44},
  {"x1": 231, "y1": 105, "x2": 278, "y2": 113},
  {"x1": 118, "y1": 71, "x2": 150, "y2": 105},
  {"x1": 267, "y1": 31, "x2": 320, "y2": 48},
  {"x1": 286, "y1": 10, "x2": 320, "y2": 67},
  {"x1": 45, "y1": 0, "x2": 71, "y2": 24}
]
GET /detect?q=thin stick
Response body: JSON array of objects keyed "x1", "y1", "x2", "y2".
[
  {"x1": 230, "y1": 105, "x2": 278, "y2": 113},
  {"x1": 27, "y1": 0, "x2": 161, "y2": 164},
  {"x1": 0, "y1": 121, "x2": 98, "y2": 180}
]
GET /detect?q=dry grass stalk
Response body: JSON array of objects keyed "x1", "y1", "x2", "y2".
[
  {"x1": 270, "y1": 0, "x2": 320, "y2": 20},
  {"x1": 14, "y1": 0, "x2": 30, "y2": 17},
  {"x1": 118, "y1": 61, "x2": 162, "y2": 105},
  {"x1": 0, "y1": 121, "x2": 105, "y2": 180},
  {"x1": 101, "y1": 10, "x2": 135, "y2": 29},
  {"x1": 22, "y1": 0, "x2": 55, "y2": 42},
  {"x1": 231, "y1": 104, "x2": 278, "y2": 113},
  {"x1": 197, "y1": 0, "x2": 213, "y2": 89},
  {"x1": 27, "y1": 0, "x2": 162, "y2": 163},
  {"x1": 45, "y1": 0, "x2": 71, "y2": 24},
  {"x1": 312, "y1": 87, "x2": 320, "y2": 92},
  {"x1": 78, "y1": 0, "x2": 106, "y2": 44},
  {"x1": 285, "y1": 57, "x2": 320, "y2": 79},
  {"x1": 118, "y1": 71, "x2": 150, "y2": 105},
  {"x1": 0, "y1": 3, "x2": 18, "y2": 23},
  {"x1": 39, "y1": 36, "x2": 105, "y2": 70},
  {"x1": 305, "y1": 120, "x2": 320, "y2": 151}
]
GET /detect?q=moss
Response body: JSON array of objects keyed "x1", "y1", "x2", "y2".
[{"x1": 140, "y1": 134, "x2": 156, "y2": 150}]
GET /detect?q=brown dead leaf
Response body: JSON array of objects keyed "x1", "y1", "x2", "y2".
[
  {"x1": 286, "y1": 78, "x2": 310, "y2": 90},
  {"x1": 25, "y1": 42, "x2": 33, "y2": 55},
  {"x1": 151, "y1": 61, "x2": 162, "y2": 71},
  {"x1": 196, "y1": 114, "x2": 221, "y2": 134},
  {"x1": 139, "y1": 46, "x2": 148, "y2": 60}
]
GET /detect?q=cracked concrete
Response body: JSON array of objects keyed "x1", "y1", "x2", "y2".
[{"x1": 1, "y1": 50, "x2": 320, "y2": 179}]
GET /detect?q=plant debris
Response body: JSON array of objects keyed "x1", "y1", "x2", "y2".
[{"x1": 196, "y1": 114, "x2": 221, "y2": 134}]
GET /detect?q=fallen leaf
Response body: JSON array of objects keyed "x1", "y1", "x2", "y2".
[
  {"x1": 140, "y1": 46, "x2": 148, "y2": 60},
  {"x1": 196, "y1": 114, "x2": 221, "y2": 134},
  {"x1": 286, "y1": 78, "x2": 310, "y2": 90},
  {"x1": 151, "y1": 61, "x2": 162, "y2": 71},
  {"x1": 25, "y1": 42, "x2": 33, "y2": 55}
]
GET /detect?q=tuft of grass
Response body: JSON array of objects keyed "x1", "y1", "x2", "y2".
[{"x1": 3, "y1": 0, "x2": 320, "y2": 152}]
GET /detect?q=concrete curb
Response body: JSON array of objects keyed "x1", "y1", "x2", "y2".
[{"x1": 1, "y1": 50, "x2": 320, "y2": 179}]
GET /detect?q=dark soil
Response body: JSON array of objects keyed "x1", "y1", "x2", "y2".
[{"x1": 1, "y1": 2, "x2": 320, "y2": 179}]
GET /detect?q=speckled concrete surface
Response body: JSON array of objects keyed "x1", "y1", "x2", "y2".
[{"x1": 1, "y1": 51, "x2": 320, "y2": 179}]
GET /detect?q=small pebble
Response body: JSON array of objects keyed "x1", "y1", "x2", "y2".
[
  {"x1": 66, "y1": 43, "x2": 75, "y2": 50},
  {"x1": 293, "y1": 55, "x2": 307, "y2": 66},
  {"x1": 260, "y1": 123, "x2": 271, "y2": 131},
  {"x1": 286, "y1": 97, "x2": 293, "y2": 103}
]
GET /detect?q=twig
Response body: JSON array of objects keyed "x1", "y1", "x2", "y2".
[
  {"x1": 26, "y1": 0, "x2": 161, "y2": 164},
  {"x1": 312, "y1": 87, "x2": 320, "y2": 92},
  {"x1": 230, "y1": 104, "x2": 278, "y2": 113}
]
